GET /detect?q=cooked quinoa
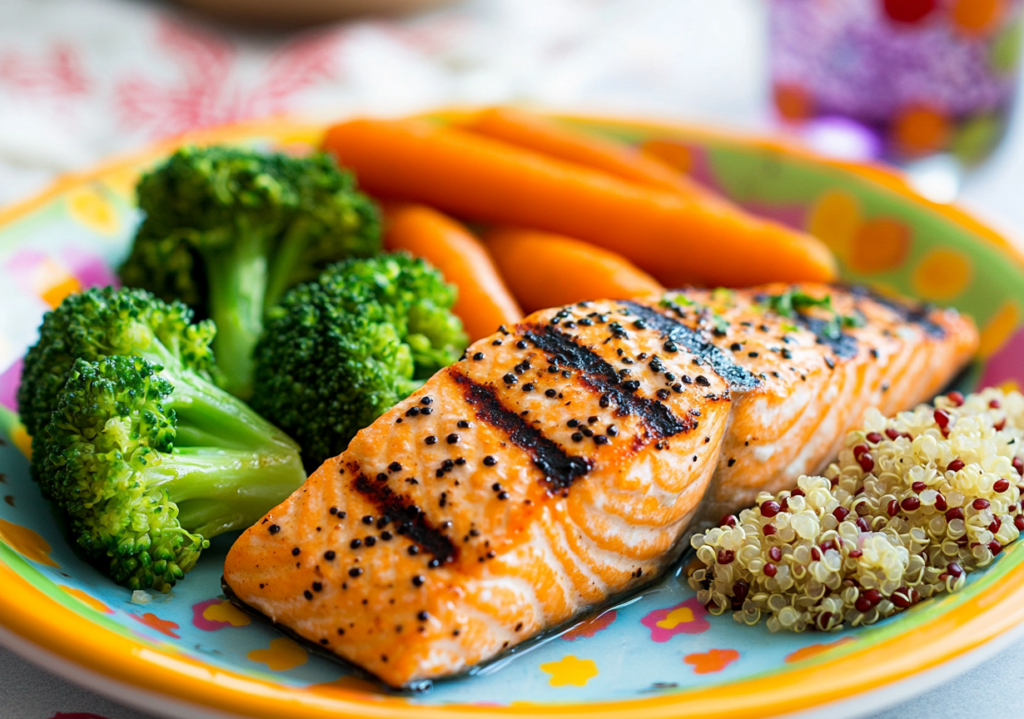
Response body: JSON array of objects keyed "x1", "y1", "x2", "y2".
[{"x1": 688, "y1": 387, "x2": 1024, "y2": 632}]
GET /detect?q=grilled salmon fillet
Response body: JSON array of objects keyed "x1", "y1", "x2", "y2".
[
  {"x1": 224, "y1": 285, "x2": 976, "y2": 687},
  {"x1": 645, "y1": 284, "x2": 978, "y2": 524}
]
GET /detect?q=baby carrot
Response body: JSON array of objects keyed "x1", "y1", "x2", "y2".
[
  {"x1": 462, "y1": 108, "x2": 695, "y2": 191},
  {"x1": 463, "y1": 107, "x2": 729, "y2": 209},
  {"x1": 323, "y1": 118, "x2": 836, "y2": 287},
  {"x1": 485, "y1": 226, "x2": 664, "y2": 313},
  {"x1": 383, "y1": 203, "x2": 522, "y2": 340}
]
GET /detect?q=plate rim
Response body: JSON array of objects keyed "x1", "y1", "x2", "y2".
[{"x1": 2, "y1": 109, "x2": 1024, "y2": 719}]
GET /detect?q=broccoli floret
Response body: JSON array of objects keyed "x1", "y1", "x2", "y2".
[
  {"x1": 118, "y1": 145, "x2": 381, "y2": 398},
  {"x1": 252, "y1": 252, "x2": 468, "y2": 471},
  {"x1": 17, "y1": 286, "x2": 219, "y2": 440},
  {"x1": 38, "y1": 354, "x2": 306, "y2": 591}
]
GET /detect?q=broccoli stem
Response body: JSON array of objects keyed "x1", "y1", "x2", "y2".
[
  {"x1": 163, "y1": 364, "x2": 301, "y2": 458},
  {"x1": 144, "y1": 363, "x2": 306, "y2": 541},
  {"x1": 263, "y1": 219, "x2": 313, "y2": 315},
  {"x1": 141, "y1": 448, "x2": 303, "y2": 539},
  {"x1": 204, "y1": 224, "x2": 270, "y2": 399}
]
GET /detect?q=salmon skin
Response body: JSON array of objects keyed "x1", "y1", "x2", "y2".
[{"x1": 223, "y1": 284, "x2": 976, "y2": 688}]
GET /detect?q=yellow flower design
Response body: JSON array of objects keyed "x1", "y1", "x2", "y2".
[
  {"x1": 655, "y1": 606, "x2": 695, "y2": 630},
  {"x1": 912, "y1": 248, "x2": 973, "y2": 301},
  {"x1": 806, "y1": 189, "x2": 861, "y2": 262},
  {"x1": 0, "y1": 518, "x2": 59, "y2": 567},
  {"x1": 539, "y1": 655, "x2": 599, "y2": 687},
  {"x1": 203, "y1": 599, "x2": 251, "y2": 627},
  {"x1": 977, "y1": 300, "x2": 1022, "y2": 360},
  {"x1": 247, "y1": 637, "x2": 308, "y2": 671},
  {"x1": 67, "y1": 186, "x2": 120, "y2": 236}
]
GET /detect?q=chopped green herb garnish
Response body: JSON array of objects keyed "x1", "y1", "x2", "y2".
[
  {"x1": 759, "y1": 290, "x2": 862, "y2": 341},
  {"x1": 660, "y1": 292, "x2": 694, "y2": 308}
]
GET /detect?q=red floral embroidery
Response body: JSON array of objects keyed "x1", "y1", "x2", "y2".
[
  {"x1": 116, "y1": 18, "x2": 350, "y2": 138},
  {"x1": 0, "y1": 44, "x2": 90, "y2": 97}
]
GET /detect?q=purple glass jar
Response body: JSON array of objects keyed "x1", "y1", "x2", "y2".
[{"x1": 770, "y1": 0, "x2": 1023, "y2": 164}]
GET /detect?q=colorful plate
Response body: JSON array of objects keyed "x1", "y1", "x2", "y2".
[{"x1": 0, "y1": 113, "x2": 1023, "y2": 719}]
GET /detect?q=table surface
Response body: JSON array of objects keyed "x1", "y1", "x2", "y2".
[{"x1": 2, "y1": 0, "x2": 1024, "y2": 717}]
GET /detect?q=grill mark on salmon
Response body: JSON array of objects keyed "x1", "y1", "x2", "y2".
[
  {"x1": 450, "y1": 369, "x2": 591, "y2": 489},
  {"x1": 521, "y1": 323, "x2": 692, "y2": 439},
  {"x1": 795, "y1": 315, "x2": 859, "y2": 358},
  {"x1": 350, "y1": 468, "x2": 457, "y2": 564},
  {"x1": 851, "y1": 286, "x2": 946, "y2": 339},
  {"x1": 620, "y1": 300, "x2": 758, "y2": 390}
]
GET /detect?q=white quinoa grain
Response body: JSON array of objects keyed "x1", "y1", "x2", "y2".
[{"x1": 689, "y1": 388, "x2": 1024, "y2": 632}]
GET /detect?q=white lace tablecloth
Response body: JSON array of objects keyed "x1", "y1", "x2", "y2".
[{"x1": 2, "y1": 0, "x2": 1024, "y2": 717}]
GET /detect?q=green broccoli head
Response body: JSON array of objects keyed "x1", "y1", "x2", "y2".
[
  {"x1": 17, "y1": 286, "x2": 218, "y2": 439},
  {"x1": 39, "y1": 354, "x2": 305, "y2": 591},
  {"x1": 118, "y1": 145, "x2": 381, "y2": 398},
  {"x1": 252, "y1": 252, "x2": 468, "y2": 471}
]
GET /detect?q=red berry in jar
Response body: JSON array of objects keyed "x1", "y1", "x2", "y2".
[
  {"x1": 763, "y1": 562, "x2": 778, "y2": 577},
  {"x1": 1015, "y1": 515, "x2": 1024, "y2": 531},
  {"x1": 994, "y1": 479, "x2": 1010, "y2": 493},
  {"x1": 882, "y1": 0, "x2": 937, "y2": 23},
  {"x1": 947, "y1": 459, "x2": 965, "y2": 472},
  {"x1": 720, "y1": 514, "x2": 738, "y2": 527},
  {"x1": 935, "y1": 494, "x2": 948, "y2": 511},
  {"x1": 760, "y1": 500, "x2": 781, "y2": 518}
]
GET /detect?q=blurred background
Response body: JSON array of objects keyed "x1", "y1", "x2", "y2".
[
  {"x1": 2, "y1": 0, "x2": 1024, "y2": 716},
  {"x1": 4, "y1": 0, "x2": 1024, "y2": 231}
]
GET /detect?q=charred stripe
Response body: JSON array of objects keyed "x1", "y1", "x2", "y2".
[
  {"x1": 620, "y1": 301, "x2": 759, "y2": 390},
  {"x1": 522, "y1": 324, "x2": 692, "y2": 439},
  {"x1": 850, "y1": 285, "x2": 946, "y2": 339},
  {"x1": 350, "y1": 465, "x2": 456, "y2": 564},
  {"x1": 449, "y1": 369, "x2": 591, "y2": 490}
]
